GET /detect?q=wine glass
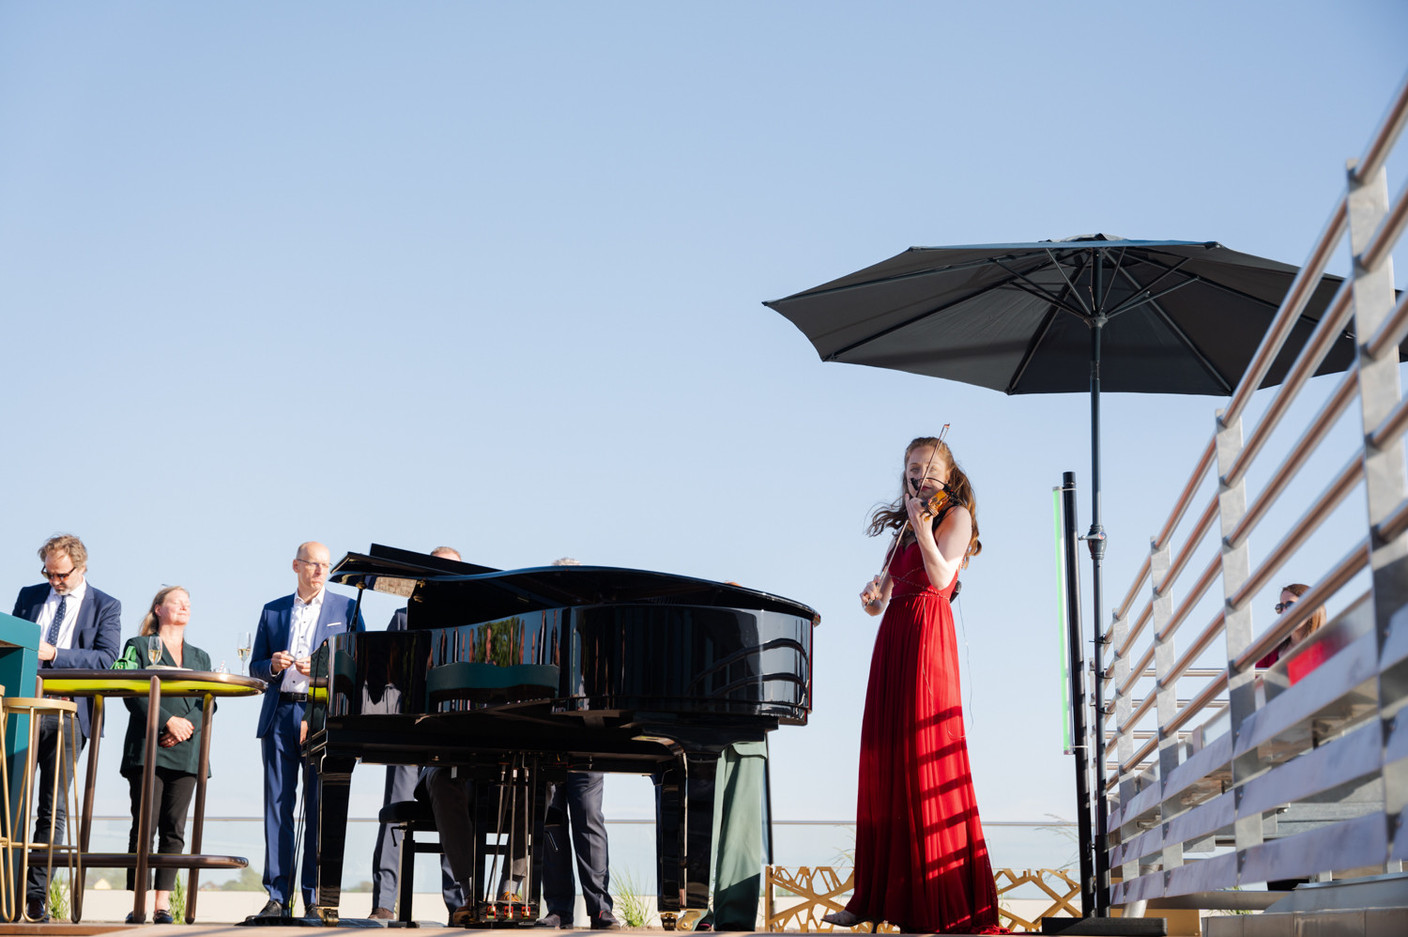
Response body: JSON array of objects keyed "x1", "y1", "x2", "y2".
[
  {"x1": 236, "y1": 632, "x2": 253, "y2": 676},
  {"x1": 146, "y1": 635, "x2": 164, "y2": 667}
]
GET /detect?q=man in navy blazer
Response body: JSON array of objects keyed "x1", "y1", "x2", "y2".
[
  {"x1": 11, "y1": 533, "x2": 121, "y2": 920},
  {"x1": 248, "y1": 541, "x2": 364, "y2": 920}
]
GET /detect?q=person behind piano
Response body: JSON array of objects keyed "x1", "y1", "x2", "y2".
[
  {"x1": 536, "y1": 557, "x2": 620, "y2": 931},
  {"x1": 11, "y1": 533, "x2": 122, "y2": 922},
  {"x1": 116, "y1": 585, "x2": 213, "y2": 924},
  {"x1": 368, "y1": 545, "x2": 465, "y2": 921},
  {"x1": 248, "y1": 541, "x2": 365, "y2": 921}
]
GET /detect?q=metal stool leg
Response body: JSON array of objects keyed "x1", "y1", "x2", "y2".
[{"x1": 4, "y1": 698, "x2": 80, "y2": 923}]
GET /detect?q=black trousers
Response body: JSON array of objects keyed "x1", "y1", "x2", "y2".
[
  {"x1": 26, "y1": 713, "x2": 87, "y2": 907},
  {"x1": 542, "y1": 772, "x2": 612, "y2": 921},
  {"x1": 123, "y1": 766, "x2": 198, "y2": 892}
]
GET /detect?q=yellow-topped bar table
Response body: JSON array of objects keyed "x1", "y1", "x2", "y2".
[{"x1": 38, "y1": 668, "x2": 264, "y2": 923}]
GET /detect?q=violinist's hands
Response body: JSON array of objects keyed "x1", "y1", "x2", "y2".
[
  {"x1": 905, "y1": 494, "x2": 935, "y2": 528},
  {"x1": 860, "y1": 576, "x2": 885, "y2": 615}
]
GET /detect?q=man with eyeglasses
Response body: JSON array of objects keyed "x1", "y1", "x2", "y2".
[
  {"x1": 248, "y1": 541, "x2": 364, "y2": 921},
  {"x1": 11, "y1": 533, "x2": 122, "y2": 921}
]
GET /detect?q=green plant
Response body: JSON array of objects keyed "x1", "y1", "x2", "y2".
[
  {"x1": 612, "y1": 867, "x2": 651, "y2": 928},
  {"x1": 48, "y1": 872, "x2": 70, "y2": 921},
  {"x1": 170, "y1": 873, "x2": 187, "y2": 923}
]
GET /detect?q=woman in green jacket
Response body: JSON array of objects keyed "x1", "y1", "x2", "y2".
[{"x1": 119, "y1": 585, "x2": 213, "y2": 924}]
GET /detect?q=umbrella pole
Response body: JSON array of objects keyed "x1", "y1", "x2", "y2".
[{"x1": 1087, "y1": 314, "x2": 1110, "y2": 916}]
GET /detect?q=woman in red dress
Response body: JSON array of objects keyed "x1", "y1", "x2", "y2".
[{"x1": 824, "y1": 435, "x2": 1004, "y2": 934}]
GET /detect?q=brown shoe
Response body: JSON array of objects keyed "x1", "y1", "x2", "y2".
[{"x1": 369, "y1": 907, "x2": 395, "y2": 920}]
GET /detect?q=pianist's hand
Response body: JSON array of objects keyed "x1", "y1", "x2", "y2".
[{"x1": 164, "y1": 716, "x2": 194, "y2": 744}]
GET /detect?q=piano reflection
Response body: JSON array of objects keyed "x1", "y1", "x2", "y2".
[{"x1": 304, "y1": 544, "x2": 817, "y2": 927}]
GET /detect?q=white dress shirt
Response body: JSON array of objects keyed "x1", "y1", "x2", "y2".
[
  {"x1": 36, "y1": 580, "x2": 87, "y2": 649},
  {"x1": 281, "y1": 588, "x2": 324, "y2": 693}
]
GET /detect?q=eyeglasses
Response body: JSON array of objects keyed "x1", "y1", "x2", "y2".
[
  {"x1": 295, "y1": 560, "x2": 331, "y2": 572},
  {"x1": 1275, "y1": 599, "x2": 1297, "y2": 614},
  {"x1": 41, "y1": 566, "x2": 78, "y2": 583}
]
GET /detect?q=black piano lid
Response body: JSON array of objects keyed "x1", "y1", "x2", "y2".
[{"x1": 330, "y1": 543, "x2": 819, "y2": 623}]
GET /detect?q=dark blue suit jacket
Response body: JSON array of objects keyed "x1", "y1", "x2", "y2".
[
  {"x1": 12, "y1": 581, "x2": 122, "y2": 737},
  {"x1": 249, "y1": 590, "x2": 364, "y2": 738}
]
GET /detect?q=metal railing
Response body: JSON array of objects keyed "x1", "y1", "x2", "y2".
[{"x1": 1097, "y1": 72, "x2": 1408, "y2": 906}]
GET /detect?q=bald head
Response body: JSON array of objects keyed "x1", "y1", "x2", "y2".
[
  {"x1": 293, "y1": 541, "x2": 332, "y2": 601},
  {"x1": 430, "y1": 546, "x2": 462, "y2": 562}
]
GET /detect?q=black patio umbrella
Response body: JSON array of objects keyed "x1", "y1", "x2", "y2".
[{"x1": 763, "y1": 233, "x2": 1362, "y2": 914}]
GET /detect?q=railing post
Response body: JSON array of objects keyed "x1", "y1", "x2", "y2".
[
  {"x1": 1149, "y1": 536, "x2": 1181, "y2": 885},
  {"x1": 1214, "y1": 406, "x2": 1260, "y2": 875},
  {"x1": 1346, "y1": 156, "x2": 1408, "y2": 870},
  {"x1": 1110, "y1": 578, "x2": 1135, "y2": 893}
]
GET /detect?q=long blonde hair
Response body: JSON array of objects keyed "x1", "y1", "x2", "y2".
[
  {"x1": 868, "y1": 436, "x2": 982, "y2": 562},
  {"x1": 139, "y1": 586, "x2": 188, "y2": 637}
]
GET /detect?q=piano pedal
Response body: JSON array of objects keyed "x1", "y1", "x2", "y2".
[
  {"x1": 673, "y1": 909, "x2": 706, "y2": 932},
  {"x1": 660, "y1": 912, "x2": 678, "y2": 931}
]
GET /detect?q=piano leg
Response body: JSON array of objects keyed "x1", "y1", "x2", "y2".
[
  {"x1": 311, "y1": 754, "x2": 357, "y2": 925},
  {"x1": 655, "y1": 750, "x2": 719, "y2": 931}
]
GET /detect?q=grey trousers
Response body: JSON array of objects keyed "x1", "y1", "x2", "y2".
[
  {"x1": 371, "y1": 764, "x2": 460, "y2": 912},
  {"x1": 542, "y1": 772, "x2": 613, "y2": 922}
]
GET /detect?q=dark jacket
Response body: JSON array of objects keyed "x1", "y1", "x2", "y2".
[
  {"x1": 13, "y1": 581, "x2": 122, "y2": 737},
  {"x1": 118, "y1": 635, "x2": 213, "y2": 777}
]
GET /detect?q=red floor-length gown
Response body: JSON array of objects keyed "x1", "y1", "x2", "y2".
[{"x1": 844, "y1": 539, "x2": 1003, "y2": 934}]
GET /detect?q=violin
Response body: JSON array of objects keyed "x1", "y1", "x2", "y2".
[{"x1": 911, "y1": 478, "x2": 953, "y2": 521}]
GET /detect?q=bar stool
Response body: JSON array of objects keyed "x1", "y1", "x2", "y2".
[{"x1": 3, "y1": 696, "x2": 81, "y2": 923}]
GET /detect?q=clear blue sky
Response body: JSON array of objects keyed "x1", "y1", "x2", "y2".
[{"x1": 2, "y1": 1, "x2": 1405, "y2": 845}]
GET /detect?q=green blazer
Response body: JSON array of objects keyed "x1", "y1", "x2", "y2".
[{"x1": 118, "y1": 635, "x2": 214, "y2": 777}]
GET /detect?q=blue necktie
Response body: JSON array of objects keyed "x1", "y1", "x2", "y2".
[{"x1": 45, "y1": 595, "x2": 67, "y2": 647}]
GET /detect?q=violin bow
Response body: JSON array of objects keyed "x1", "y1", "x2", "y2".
[{"x1": 872, "y1": 424, "x2": 951, "y2": 599}]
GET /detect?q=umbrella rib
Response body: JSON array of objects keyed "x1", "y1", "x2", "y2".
[
  {"x1": 1006, "y1": 304, "x2": 1062, "y2": 393},
  {"x1": 823, "y1": 279, "x2": 1031, "y2": 360},
  {"x1": 1102, "y1": 257, "x2": 1195, "y2": 319},
  {"x1": 994, "y1": 256, "x2": 1093, "y2": 320},
  {"x1": 1113, "y1": 266, "x2": 1234, "y2": 394}
]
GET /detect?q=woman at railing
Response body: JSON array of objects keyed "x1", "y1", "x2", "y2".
[
  {"x1": 1257, "y1": 583, "x2": 1328, "y2": 683},
  {"x1": 823, "y1": 435, "x2": 1005, "y2": 934}
]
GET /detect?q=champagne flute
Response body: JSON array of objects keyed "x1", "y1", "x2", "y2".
[
  {"x1": 147, "y1": 635, "x2": 164, "y2": 667},
  {"x1": 236, "y1": 632, "x2": 253, "y2": 676}
]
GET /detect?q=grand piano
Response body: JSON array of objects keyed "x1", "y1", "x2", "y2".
[{"x1": 305, "y1": 544, "x2": 817, "y2": 927}]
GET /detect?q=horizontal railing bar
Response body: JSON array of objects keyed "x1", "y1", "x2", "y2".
[
  {"x1": 1353, "y1": 72, "x2": 1408, "y2": 184},
  {"x1": 1115, "y1": 642, "x2": 1159, "y2": 706},
  {"x1": 1112, "y1": 601, "x2": 1154, "y2": 668},
  {"x1": 1359, "y1": 178, "x2": 1408, "y2": 273},
  {"x1": 1155, "y1": 439, "x2": 1217, "y2": 552},
  {"x1": 1224, "y1": 202, "x2": 1348, "y2": 426},
  {"x1": 1107, "y1": 716, "x2": 1221, "y2": 755},
  {"x1": 1369, "y1": 387, "x2": 1408, "y2": 452},
  {"x1": 1157, "y1": 554, "x2": 1221, "y2": 644},
  {"x1": 1122, "y1": 735, "x2": 1159, "y2": 774},
  {"x1": 1227, "y1": 454, "x2": 1364, "y2": 613},
  {"x1": 1158, "y1": 496, "x2": 1220, "y2": 598},
  {"x1": 1223, "y1": 288, "x2": 1357, "y2": 489},
  {"x1": 1112, "y1": 555, "x2": 1152, "y2": 629},
  {"x1": 1376, "y1": 496, "x2": 1408, "y2": 544},
  {"x1": 1366, "y1": 290, "x2": 1408, "y2": 360},
  {"x1": 1231, "y1": 538, "x2": 1370, "y2": 673},
  {"x1": 1160, "y1": 610, "x2": 1227, "y2": 692},
  {"x1": 1228, "y1": 366, "x2": 1360, "y2": 550},
  {"x1": 1116, "y1": 681, "x2": 1158, "y2": 734},
  {"x1": 1164, "y1": 671, "x2": 1228, "y2": 737}
]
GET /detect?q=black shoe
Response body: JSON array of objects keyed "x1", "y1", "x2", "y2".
[
  {"x1": 537, "y1": 912, "x2": 572, "y2": 928},
  {"x1": 126, "y1": 912, "x2": 146, "y2": 924},
  {"x1": 251, "y1": 899, "x2": 287, "y2": 920},
  {"x1": 153, "y1": 909, "x2": 175, "y2": 924},
  {"x1": 591, "y1": 911, "x2": 622, "y2": 930},
  {"x1": 26, "y1": 898, "x2": 50, "y2": 923}
]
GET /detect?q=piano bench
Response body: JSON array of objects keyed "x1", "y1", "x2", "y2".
[{"x1": 379, "y1": 799, "x2": 444, "y2": 925}]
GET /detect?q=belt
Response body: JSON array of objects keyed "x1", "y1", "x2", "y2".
[{"x1": 279, "y1": 692, "x2": 308, "y2": 703}]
